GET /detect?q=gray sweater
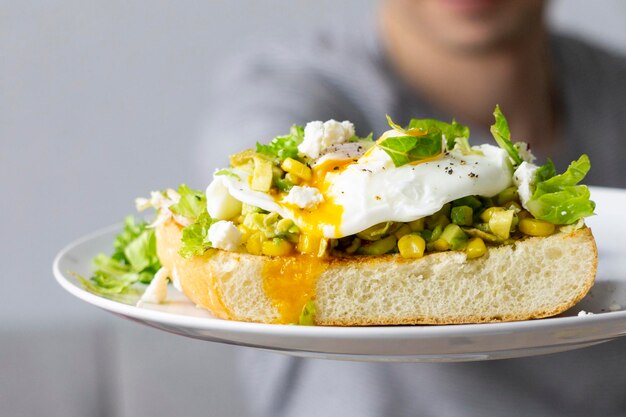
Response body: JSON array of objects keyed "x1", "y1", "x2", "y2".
[{"x1": 202, "y1": 20, "x2": 626, "y2": 417}]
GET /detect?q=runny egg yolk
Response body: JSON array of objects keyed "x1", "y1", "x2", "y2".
[
  {"x1": 262, "y1": 255, "x2": 328, "y2": 324},
  {"x1": 280, "y1": 159, "x2": 352, "y2": 239},
  {"x1": 262, "y1": 159, "x2": 351, "y2": 324}
]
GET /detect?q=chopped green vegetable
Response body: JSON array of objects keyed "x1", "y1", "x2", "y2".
[
  {"x1": 298, "y1": 300, "x2": 316, "y2": 325},
  {"x1": 256, "y1": 125, "x2": 304, "y2": 162},
  {"x1": 179, "y1": 212, "x2": 217, "y2": 259},
  {"x1": 82, "y1": 217, "x2": 160, "y2": 297},
  {"x1": 451, "y1": 206, "x2": 473, "y2": 226},
  {"x1": 490, "y1": 105, "x2": 523, "y2": 165},
  {"x1": 440, "y1": 223, "x2": 468, "y2": 250},
  {"x1": 525, "y1": 155, "x2": 595, "y2": 224},
  {"x1": 452, "y1": 195, "x2": 482, "y2": 210},
  {"x1": 169, "y1": 184, "x2": 206, "y2": 221}
]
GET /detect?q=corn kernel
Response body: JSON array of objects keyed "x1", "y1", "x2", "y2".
[
  {"x1": 431, "y1": 238, "x2": 450, "y2": 252},
  {"x1": 237, "y1": 225, "x2": 254, "y2": 244},
  {"x1": 281, "y1": 158, "x2": 312, "y2": 180},
  {"x1": 519, "y1": 218, "x2": 555, "y2": 236},
  {"x1": 466, "y1": 237, "x2": 487, "y2": 259},
  {"x1": 398, "y1": 234, "x2": 426, "y2": 258},
  {"x1": 262, "y1": 238, "x2": 293, "y2": 256},
  {"x1": 245, "y1": 232, "x2": 264, "y2": 255}
]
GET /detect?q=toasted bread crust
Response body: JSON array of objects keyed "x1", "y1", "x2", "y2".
[{"x1": 156, "y1": 220, "x2": 597, "y2": 326}]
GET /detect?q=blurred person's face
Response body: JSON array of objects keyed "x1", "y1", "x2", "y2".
[{"x1": 386, "y1": 0, "x2": 546, "y2": 53}]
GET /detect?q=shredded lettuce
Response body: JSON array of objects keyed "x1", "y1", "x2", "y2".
[
  {"x1": 256, "y1": 125, "x2": 304, "y2": 162},
  {"x1": 408, "y1": 118, "x2": 470, "y2": 150},
  {"x1": 179, "y1": 212, "x2": 217, "y2": 259},
  {"x1": 82, "y1": 217, "x2": 160, "y2": 297},
  {"x1": 526, "y1": 155, "x2": 595, "y2": 224},
  {"x1": 169, "y1": 184, "x2": 206, "y2": 221},
  {"x1": 377, "y1": 129, "x2": 443, "y2": 167},
  {"x1": 453, "y1": 137, "x2": 483, "y2": 156},
  {"x1": 490, "y1": 105, "x2": 523, "y2": 165}
]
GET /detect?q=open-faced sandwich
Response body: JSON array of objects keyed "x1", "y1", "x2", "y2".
[{"x1": 85, "y1": 106, "x2": 597, "y2": 325}]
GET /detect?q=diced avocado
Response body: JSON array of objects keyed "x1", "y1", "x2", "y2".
[
  {"x1": 356, "y1": 235, "x2": 397, "y2": 255},
  {"x1": 488, "y1": 209, "x2": 515, "y2": 240},
  {"x1": 430, "y1": 224, "x2": 443, "y2": 242},
  {"x1": 453, "y1": 195, "x2": 482, "y2": 210},
  {"x1": 451, "y1": 205, "x2": 473, "y2": 226},
  {"x1": 357, "y1": 222, "x2": 395, "y2": 241},
  {"x1": 440, "y1": 223, "x2": 468, "y2": 250},
  {"x1": 425, "y1": 211, "x2": 450, "y2": 229},
  {"x1": 496, "y1": 186, "x2": 519, "y2": 205},
  {"x1": 251, "y1": 156, "x2": 273, "y2": 192}
]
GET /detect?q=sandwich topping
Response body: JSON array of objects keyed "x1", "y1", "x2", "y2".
[
  {"x1": 84, "y1": 106, "x2": 596, "y2": 324},
  {"x1": 167, "y1": 105, "x2": 594, "y2": 260}
]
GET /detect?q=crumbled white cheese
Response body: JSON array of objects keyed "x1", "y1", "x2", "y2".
[
  {"x1": 513, "y1": 161, "x2": 539, "y2": 208},
  {"x1": 577, "y1": 310, "x2": 594, "y2": 317},
  {"x1": 298, "y1": 120, "x2": 355, "y2": 159},
  {"x1": 609, "y1": 303, "x2": 622, "y2": 312},
  {"x1": 516, "y1": 142, "x2": 537, "y2": 164},
  {"x1": 136, "y1": 267, "x2": 169, "y2": 307},
  {"x1": 283, "y1": 186, "x2": 324, "y2": 209},
  {"x1": 206, "y1": 176, "x2": 243, "y2": 220},
  {"x1": 208, "y1": 220, "x2": 242, "y2": 251}
]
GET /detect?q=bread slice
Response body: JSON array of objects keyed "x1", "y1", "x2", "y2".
[{"x1": 156, "y1": 220, "x2": 597, "y2": 326}]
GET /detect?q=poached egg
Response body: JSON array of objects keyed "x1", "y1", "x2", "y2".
[{"x1": 207, "y1": 141, "x2": 513, "y2": 239}]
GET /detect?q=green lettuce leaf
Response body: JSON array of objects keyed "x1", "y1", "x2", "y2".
[
  {"x1": 256, "y1": 125, "x2": 304, "y2": 162},
  {"x1": 408, "y1": 118, "x2": 470, "y2": 150},
  {"x1": 526, "y1": 155, "x2": 595, "y2": 224},
  {"x1": 179, "y1": 212, "x2": 216, "y2": 259},
  {"x1": 169, "y1": 184, "x2": 206, "y2": 221},
  {"x1": 453, "y1": 137, "x2": 483, "y2": 156},
  {"x1": 83, "y1": 217, "x2": 161, "y2": 297},
  {"x1": 490, "y1": 105, "x2": 523, "y2": 165},
  {"x1": 377, "y1": 129, "x2": 443, "y2": 167}
]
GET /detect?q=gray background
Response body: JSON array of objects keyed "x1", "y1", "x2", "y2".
[{"x1": 1, "y1": 1, "x2": 625, "y2": 416}]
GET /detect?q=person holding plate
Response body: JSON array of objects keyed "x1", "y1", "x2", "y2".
[{"x1": 201, "y1": 0, "x2": 626, "y2": 415}]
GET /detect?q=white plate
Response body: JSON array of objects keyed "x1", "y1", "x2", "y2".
[{"x1": 53, "y1": 186, "x2": 626, "y2": 362}]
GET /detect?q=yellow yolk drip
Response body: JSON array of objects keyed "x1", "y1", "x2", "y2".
[
  {"x1": 262, "y1": 255, "x2": 328, "y2": 324},
  {"x1": 282, "y1": 159, "x2": 351, "y2": 239},
  {"x1": 263, "y1": 160, "x2": 350, "y2": 324}
]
